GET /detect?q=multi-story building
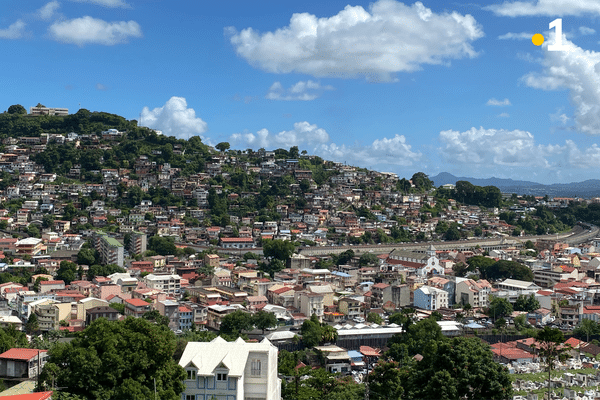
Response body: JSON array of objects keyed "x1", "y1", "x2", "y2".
[
  {"x1": 296, "y1": 291, "x2": 324, "y2": 322},
  {"x1": 129, "y1": 231, "x2": 147, "y2": 255},
  {"x1": 123, "y1": 298, "x2": 151, "y2": 318},
  {"x1": 179, "y1": 336, "x2": 281, "y2": 400},
  {"x1": 142, "y1": 274, "x2": 181, "y2": 296},
  {"x1": 93, "y1": 232, "x2": 124, "y2": 267},
  {"x1": 413, "y1": 285, "x2": 449, "y2": 310},
  {"x1": 455, "y1": 279, "x2": 492, "y2": 308},
  {"x1": 29, "y1": 106, "x2": 68, "y2": 116},
  {"x1": 370, "y1": 283, "x2": 392, "y2": 309}
]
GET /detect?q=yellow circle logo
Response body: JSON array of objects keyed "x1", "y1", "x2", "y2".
[{"x1": 532, "y1": 33, "x2": 544, "y2": 46}]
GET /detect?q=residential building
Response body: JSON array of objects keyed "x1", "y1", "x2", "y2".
[
  {"x1": 455, "y1": 279, "x2": 492, "y2": 308},
  {"x1": 0, "y1": 348, "x2": 47, "y2": 379},
  {"x1": 142, "y1": 274, "x2": 181, "y2": 296},
  {"x1": 179, "y1": 336, "x2": 281, "y2": 400},
  {"x1": 123, "y1": 298, "x2": 151, "y2": 318},
  {"x1": 414, "y1": 285, "x2": 449, "y2": 310},
  {"x1": 129, "y1": 231, "x2": 147, "y2": 255},
  {"x1": 93, "y1": 232, "x2": 124, "y2": 267},
  {"x1": 85, "y1": 306, "x2": 120, "y2": 325}
]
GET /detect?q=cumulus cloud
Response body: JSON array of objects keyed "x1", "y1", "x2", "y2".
[
  {"x1": 521, "y1": 34, "x2": 600, "y2": 134},
  {"x1": 49, "y1": 16, "x2": 142, "y2": 46},
  {"x1": 38, "y1": 1, "x2": 60, "y2": 20},
  {"x1": 498, "y1": 112, "x2": 510, "y2": 118},
  {"x1": 550, "y1": 109, "x2": 570, "y2": 124},
  {"x1": 439, "y1": 127, "x2": 554, "y2": 167},
  {"x1": 437, "y1": 126, "x2": 600, "y2": 174},
  {"x1": 487, "y1": 98, "x2": 511, "y2": 106},
  {"x1": 487, "y1": 0, "x2": 600, "y2": 17},
  {"x1": 140, "y1": 97, "x2": 208, "y2": 140},
  {"x1": 227, "y1": 0, "x2": 483, "y2": 81},
  {"x1": 71, "y1": 0, "x2": 130, "y2": 8},
  {"x1": 266, "y1": 80, "x2": 334, "y2": 101},
  {"x1": 498, "y1": 32, "x2": 534, "y2": 40},
  {"x1": 317, "y1": 134, "x2": 422, "y2": 167},
  {"x1": 0, "y1": 20, "x2": 26, "y2": 39},
  {"x1": 230, "y1": 121, "x2": 330, "y2": 149},
  {"x1": 579, "y1": 26, "x2": 596, "y2": 35}
]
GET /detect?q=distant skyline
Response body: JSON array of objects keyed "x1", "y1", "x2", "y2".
[{"x1": 2, "y1": 0, "x2": 600, "y2": 184}]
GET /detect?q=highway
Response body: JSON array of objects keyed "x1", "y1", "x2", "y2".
[{"x1": 177, "y1": 223, "x2": 599, "y2": 257}]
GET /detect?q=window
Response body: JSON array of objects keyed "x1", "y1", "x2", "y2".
[
  {"x1": 185, "y1": 395, "x2": 195, "y2": 400},
  {"x1": 251, "y1": 360, "x2": 261, "y2": 376},
  {"x1": 216, "y1": 373, "x2": 228, "y2": 381},
  {"x1": 186, "y1": 369, "x2": 196, "y2": 380}
]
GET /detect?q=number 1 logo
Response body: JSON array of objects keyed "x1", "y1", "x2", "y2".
[{"x1": 548, "y1": 18, "x2": 568, "y2": 52}]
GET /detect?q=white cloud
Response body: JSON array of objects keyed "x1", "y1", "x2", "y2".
[
  {"x1": 498, "y1": 32, "x2": 534, "y2": 40},
  {"x1": 0, "y1": 20, "x2": 26, "y2": 39},
  {"x1": 521, "y1": 35, "x2": 600, "y2": 134},
  {"x1": 487, "y1": 98, "x2": 511, "y2": 106},
  {"x1": 579, "y1": 26, "x2": 596, "y2": 35},
  {"x1": 498, "y1": 112, "x2": 510, "y2": 118},
  {"x1": 437, "y1": 126, "x2": 600, "y2": 173},
  {"x1": 95, "y1": 83, "x2": 107, "y2": 91},
  {"x1": 227, "y1": 0, "x2": 483, "y2": 81},
  {"x1": 140, "y1": 97, "x2": 208, "y2": 140},
  {"x1": 38, "y1": 1, "x2": 60, "y2": 20},
  {"x1": 230, "y1": 121, "x2": 330, "y2": 149},
  {"x1": 439, "y1": 127, "x2": 553, "y2": 167},
  {"x1": 266, "y1": 80, "x2": 334, "y2": 101},
  {"x1": 487, "y1": 0, "x2": 600, "y2": 17},
  {"x1": 550, "y1": 109, "x2": 570, "y2": 124},
  {"x1": 71, "y1": 0, "x2": 130, "y2": 8},
  {"x1": 317, "y1": 134, "x2": 422, "y2": 167},
  {"x1": 49, "y1": 16, "x2": 142, "y2": 46}
]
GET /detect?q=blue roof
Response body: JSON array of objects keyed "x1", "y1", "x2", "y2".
[
  {"x1": 331, "y1": 271, "x2": 352, "y2": 278},
  {"x1": 347, "y1": 350, "x2": 363, "y2": 359}
]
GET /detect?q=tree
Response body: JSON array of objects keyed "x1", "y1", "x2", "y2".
[
  {"x1": 142, "y1": 310, "x2": 169, "y2": 327},
  {"x1": 38, "y1": 318, "x2": 185, "y2": 400},
  {"x1": 300, "y1": 314, "x2": 323, "y2": 348},
  {"x1": 366, "y1": 312, "x2": 383, "y2": 324},
  {"x1": 534, "y1": 327, "x2": 570, "y2": 400},
  {"x1": 574, "y1": 319, "x2": 600, "y2": 343},
  {"x1": 77, "y1": 248, "x2": 97, "y2": 266},
  {"x1": 366, "y1": 361, "x2": 405, "y2": 400},
  {"x1": 7, "y1": 104, "x2": 26, "y2": 115},
  {"x1": 411, "y1": 172, "x2": 434, "y2": 191},
  {"x1": 56, "y1": 261, "x2": 78, "y2": 285},
  {"x1": 488, "y1": 296, "x2": 513, "y2": 320},
  {"x1": 252, "y1": 310, "x2": 278, "y2": 333},
  {"x1": 262, "y1": 239, "x2": 295, "y2": 261},
  {"x1": 514, "y1": 294, "x2": 540, "y2": 312},
  {"x1": 359, "y1": 253, "x2": 379, "y2": 266},
  {"x1": 215, "y1": 142, "x2": 230, "y2": 152},
  {"x1": 219, "y1": 310, "x2": 253, "y2": 337},
  {"x1": 408, "y1": 336, "x2": 512, "y2": 400},
  {"x1": 25, "y1": 313, "x2": 39, "y2": 334}
]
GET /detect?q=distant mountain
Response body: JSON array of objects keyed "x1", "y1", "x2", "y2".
[{"x1": 430, "y1": 172, "x2": 600, "y2": 198}]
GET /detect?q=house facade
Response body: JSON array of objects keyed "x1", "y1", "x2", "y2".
[{"x1": 179, "y1": 336, "x2": 281, "y2": 400}]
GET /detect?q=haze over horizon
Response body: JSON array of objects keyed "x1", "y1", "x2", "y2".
[{"x1": 3, "y1": 0, "x2": 600, "y2": 184}]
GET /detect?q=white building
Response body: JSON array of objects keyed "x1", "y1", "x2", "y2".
[
  {"x1": 455, "y1": 278, "x2": 492, "y2": 308},
  {"x1": 179, "y1": 336, "x2": 281, "y2": 400},
  {"x1": 413, "y1": 285, "x2": 449, "y2": 310},
  {"x1": 142, "y1": 273, "x2": 181, "y2": 296}
]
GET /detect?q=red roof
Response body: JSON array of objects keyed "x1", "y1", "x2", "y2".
[
  {"x1": 220, "y1": 237, "x2": 254, "y2": 242},
  {"x1": 564, "y1": 337, "x2": 583, "y2": 348},
  {"x1": 2, "y1": 392, "x2": 53, "y2": 400},
  {"x1": 40, "y1": 280, "x2": 64, "y2": 285},
  {"x1": 0, "y1": 348, "x2": 47, "y2": 361},
  {"x1": 178, "y1": 306, "x2": 192, "y2": 313},
  {"x1": 124, "y1": 298, "x2": 150, "y2": 307}
]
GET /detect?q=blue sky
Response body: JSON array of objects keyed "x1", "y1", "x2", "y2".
[{"x1": 3, "y1": 0, "x2": 600, "y2": 184}]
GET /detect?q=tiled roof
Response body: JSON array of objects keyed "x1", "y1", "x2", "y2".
[
  {"x1": 1, "y1": 392, "x2": 53, "y2": 400},
  {"x1": 0, "y1": 348, "x2": 47, "y2": 361}
]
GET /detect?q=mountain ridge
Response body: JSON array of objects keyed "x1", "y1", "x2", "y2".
[{"x1": 430, "y1": 172, "x2": 600, "y2": 198}]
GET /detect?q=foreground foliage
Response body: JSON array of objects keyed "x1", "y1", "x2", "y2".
[{"x1": 39, "y1": 317, "x2": 185, "y2": 400}]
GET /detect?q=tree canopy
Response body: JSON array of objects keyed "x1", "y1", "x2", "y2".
[
  {"x1": 262, "y1": 239, "x2": 296, "y2": 261},
  {"x1": 39, "y1": 317, "x2": 185, "y2": 400}
]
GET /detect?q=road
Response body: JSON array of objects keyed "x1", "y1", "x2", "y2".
[{"x1": 177, "y1": 224, "x2": 599, "y2": 257}]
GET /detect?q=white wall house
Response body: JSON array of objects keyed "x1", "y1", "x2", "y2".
[{"x1": 179, "y1": 336, "x2": 281, "y2": 400}]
